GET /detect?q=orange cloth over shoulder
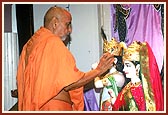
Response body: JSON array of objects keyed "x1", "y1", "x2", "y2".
[{"x1": 16, "y1": 27, "x2": 85, "y2": 111}]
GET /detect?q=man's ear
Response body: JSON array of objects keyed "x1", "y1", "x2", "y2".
[{"x1": 52, "y1": 17, "x2": 58, "y2": 29}]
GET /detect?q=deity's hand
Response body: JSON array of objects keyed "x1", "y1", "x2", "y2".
[
  {"x1": 102, "y1": 78, "x2": 109, "y2": 86},
  {"x1": 108, "y1": 89, "x2": 116, "y2": 104}
]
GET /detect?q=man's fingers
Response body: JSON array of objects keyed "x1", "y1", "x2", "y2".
[
  {"x1": 100, "y1": 55, "x2": 114, "y2": 71},
  {"x1": 102, "y1": 52, "x2": 114, "y2": 61},
  {"x1": 104, "y1": 53, "x2": 114, "y2": 65},
  {"x1": 96, "y1": 52, "x2": 115, "y2": 76}
]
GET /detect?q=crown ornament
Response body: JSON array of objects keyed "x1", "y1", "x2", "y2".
[
  {"x1": 103, "y1": 37, "x2": 127, "y2": 56},
  {"x1": 123, "y1": 41, "x2": 142, "y2": 61}
]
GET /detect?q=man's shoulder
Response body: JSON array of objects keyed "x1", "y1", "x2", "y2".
[{"x1": 33, "y1": 27, "x2": 61, "y2": 44}]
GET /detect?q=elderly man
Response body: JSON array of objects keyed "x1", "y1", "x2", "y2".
[{"x1": 16, "y1": 6, "x2": 114, "y2": 111}]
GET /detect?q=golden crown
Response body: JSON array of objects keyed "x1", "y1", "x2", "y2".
[
  {"x1": 103, "y1": 37, "x2": 127, "y2": 56},
  {"x1": 123, "y1": 41, "x2": 142, "y2": 61}
]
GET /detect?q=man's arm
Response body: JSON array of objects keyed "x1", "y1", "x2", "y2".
[{"x1": 64, "y1": 52, "x2": 114, "y2": 91}]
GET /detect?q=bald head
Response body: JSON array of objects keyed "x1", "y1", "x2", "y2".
[
  {"x1": 43, "y1": 6, "x2": 72, "y2": 41},
  {"x1": 44, "y1": 6, "x2": 71, "y2": 27}
]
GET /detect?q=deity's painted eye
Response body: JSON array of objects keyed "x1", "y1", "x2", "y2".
[{"x1": 125, "y1": 63, "x2": 131, "y2": 67}]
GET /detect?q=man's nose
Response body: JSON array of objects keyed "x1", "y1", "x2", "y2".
[{"x1": 68, "y1": 27, "x2": 72, "y2": 34}]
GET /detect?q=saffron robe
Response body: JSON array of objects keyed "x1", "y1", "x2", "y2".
[{"x1": 16, "y1": 27, "x2": 85, "y2": 111}]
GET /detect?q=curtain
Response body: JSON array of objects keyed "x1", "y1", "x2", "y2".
[
  {"x1": 110, "y1": 4, "x2": 164, "y2": 73},
  {"x1": 84, "y1": 80, "x2": 99, "y2": 111},
  {"x1": 16, "y1": 4, "x2": 34, "y2": 54},
  {"x1": 3, "y1": 33, "x2": 19, "y2": 111}
]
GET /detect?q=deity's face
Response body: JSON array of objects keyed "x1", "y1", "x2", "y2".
[{"x1": 123, "y1": 60, "x2": 137, "y2": 79}]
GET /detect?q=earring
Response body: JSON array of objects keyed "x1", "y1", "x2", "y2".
[
  {"x1": 135, "y1": 64, "x2": 140, "y2": 76},
  {"x1": 136, "y1": 70, "x2": 139, "y2": 76}
]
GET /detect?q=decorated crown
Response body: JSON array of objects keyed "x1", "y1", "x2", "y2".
[
  {"x1": 123, "y1": 41, "x2": 142, "y2": 61},
  {"x1": 103, "y1": 37, "x2": 127, "y2": 56}
]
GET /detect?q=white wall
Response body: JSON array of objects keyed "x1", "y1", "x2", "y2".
[
  {"x1": 69, "y1": 4, "x2": 100, "y2": 72},
  {"x1": 99, "y1": 4, "x2": 112, "y2": 41}
]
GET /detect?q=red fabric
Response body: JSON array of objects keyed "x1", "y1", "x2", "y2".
[
  {"x1": 16, "y1": 27, "x2": 85, "y2": 110},
  {"x1": 130, "y1": 84, "x2": 146, "y2": 111},
  {"x1": 146, "y1": 42, "x2": 164, "y2": 111},
  {"x1": 112, "y1": 90, "x2": 125, "y2": 111}
]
